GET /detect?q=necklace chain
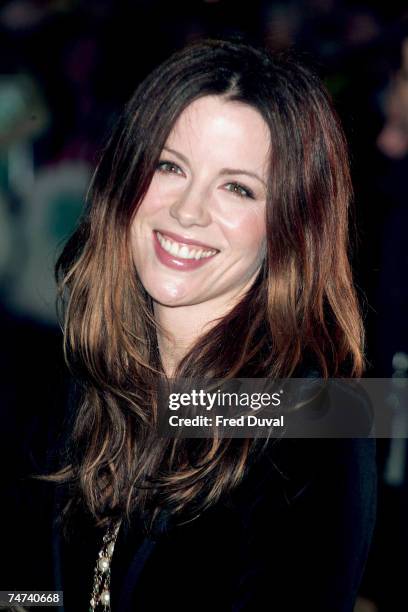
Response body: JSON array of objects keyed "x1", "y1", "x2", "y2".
[{"x1": 89, "y1": 519, "x2": 122, "y2": 611}]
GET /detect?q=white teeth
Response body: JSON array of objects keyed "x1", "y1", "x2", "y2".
[
  {"x1": 169, "y1": 242, "x2": 179, "y2": 256},
  {"x1": 156, "y1": 231, "x2": 217, "y2": 260},
  {"x1": 179, "y1": 245, "x2": 189, "y2": 258}
]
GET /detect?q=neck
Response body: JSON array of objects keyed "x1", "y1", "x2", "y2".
[
  {"x1": 153, "y1": 273, "x2": 261, "y2": 377},
  {"x1": 153, "y1": 302, "x2": 220, "y2": 377}
]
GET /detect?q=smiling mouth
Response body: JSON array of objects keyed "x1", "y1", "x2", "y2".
[{"x1": 155, "y1": 230, "x2": 219, "y2": 260}]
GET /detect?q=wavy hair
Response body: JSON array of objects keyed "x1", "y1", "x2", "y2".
[{"x1": 52, "y1": 38, "x2": 364, "y2": 532}]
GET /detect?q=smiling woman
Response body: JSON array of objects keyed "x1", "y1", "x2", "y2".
[
  {"x1": 48, "y1": 38, "x2": 376, "y2": 612},
  {"x1": 130, "y1": 95, "x2": 269, "y2": 372}
]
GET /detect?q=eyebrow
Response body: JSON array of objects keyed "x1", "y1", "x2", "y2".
[{"x1": 162, "y1": 146, "x2": 267, "y2": 188}]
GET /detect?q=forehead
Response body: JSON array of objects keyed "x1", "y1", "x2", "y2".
[{"x1": 165, "y1": 95, "x2": 271, "y2": 172}]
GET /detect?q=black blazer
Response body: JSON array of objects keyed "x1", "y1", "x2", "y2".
[{"x1": 54, "y1": 434, "x2": 377, "y2": 612}]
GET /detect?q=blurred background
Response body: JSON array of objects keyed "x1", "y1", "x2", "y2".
[{"x1": 1, "y1": 1, "x2": 407, "y2": 610}]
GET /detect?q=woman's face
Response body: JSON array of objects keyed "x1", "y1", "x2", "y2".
[{"x1": 130, "y1": 95, "x2": 270, "y2": 314}]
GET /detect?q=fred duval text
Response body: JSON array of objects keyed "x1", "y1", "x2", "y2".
[{"x1": 168, "y1": 415, "x2": 285, "y2": 428}]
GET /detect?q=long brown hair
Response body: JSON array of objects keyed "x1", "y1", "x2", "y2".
[{"x1": 52, "y1": 38, "x2": 364, "y2": 533}]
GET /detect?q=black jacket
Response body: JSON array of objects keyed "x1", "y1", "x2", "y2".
[{"x1": 55, "y1": 434, "x2": 377, "y2": 612}]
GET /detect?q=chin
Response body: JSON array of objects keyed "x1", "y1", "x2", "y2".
[{"x1": 142, "y1": 278, "x2": 191, "y2": 306}]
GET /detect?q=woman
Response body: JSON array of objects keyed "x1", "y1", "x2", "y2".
[{"x1": 52, "y1": 38, "x2": 376, "y2": 611}]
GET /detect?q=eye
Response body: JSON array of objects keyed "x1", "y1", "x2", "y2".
[
  {"x1": 225, "y1": 182, "x2": 255, "y2": 199},
  {"x1": 156, "y1": 160, "x2": 184, "y2": 175}
]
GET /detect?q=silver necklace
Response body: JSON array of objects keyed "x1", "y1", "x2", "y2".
[{"x1": 89, "y1": 519, "x2": 122, "y2": 611}]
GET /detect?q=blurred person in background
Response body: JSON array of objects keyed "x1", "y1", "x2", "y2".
[{"x1": 357, "y1": 34, "x2": 408, "y2": 612}]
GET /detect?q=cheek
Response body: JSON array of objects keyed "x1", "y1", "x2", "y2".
[
  {"x1": 130, "y1": 186, "x2": 167, "y2": 250},
  {"x1": 222, "y1": 207, "x2": 266, "y2": 257},
  {"x1": 136, "y1": 192, "x2": 159, "y2": 217},
  {"x1": 134, "y1": 180, "x2": 171, "y2": 219},
  {"x1": 138, "y1": 178, "x2": 183, "y2": 216}
]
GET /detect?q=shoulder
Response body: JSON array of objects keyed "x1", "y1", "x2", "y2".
[
  {"x1": 222, "y1": 437, "x2": 377, "y2": 611},
  {"x1": 230, "y1": 437, "x2": 376, "y2": 513}
]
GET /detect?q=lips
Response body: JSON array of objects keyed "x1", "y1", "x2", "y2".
[{"x1": 153, "y1": 230, "x2": 219, "y2": 271}]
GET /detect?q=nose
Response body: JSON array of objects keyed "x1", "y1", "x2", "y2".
[{"x1": 169, "y1": 184, "x2": 212, "y2": 228}]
